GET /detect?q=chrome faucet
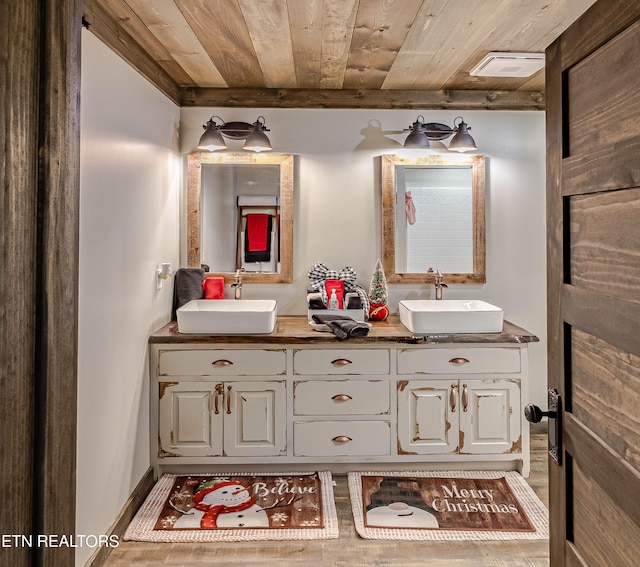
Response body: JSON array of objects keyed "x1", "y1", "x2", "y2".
[
  {"x1": 231, "y1": 268, "x2": 245, "y2": 299},
  {"x1": 428, "y1": 267, "x2": 448, "y2": 300}
]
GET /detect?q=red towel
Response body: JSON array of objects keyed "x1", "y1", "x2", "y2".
[
  {"x1": 246, "y1": 214, "x2": 269, "y2": 252},
  {"x1": 202, "y1": 277, "x2": 224, "y2": 299}
]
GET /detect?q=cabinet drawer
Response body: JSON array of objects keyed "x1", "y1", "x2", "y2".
[
  {"x1": 294, "y1": 380, "x2": 389, "y2": 415},
  {"x1": 159, "y1": 349, "x2": 286, "y2": 376},
  {"x1": 293, "y1": 349, "x2": 389, "y2": 375},
  {"x1": 293, "y1": 421, "x2": 390, "y2": 456},
  {"x1": 397, "y1": 347, "x2": 520, "y2": 374}
]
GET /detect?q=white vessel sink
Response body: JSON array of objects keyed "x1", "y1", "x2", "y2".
[
  {"x1": 177, "y1": 299, "x2": 277, "y2": 334},
  {"x1": 399, "y1": 300, "x2": 504, "y2": 334}
]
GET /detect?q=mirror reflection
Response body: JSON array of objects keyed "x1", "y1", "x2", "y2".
[
  {"x1": 187, "y1": 152, "x2": 294, "y2": 283},
  {"x1": 381, "y1": 154, "x2": 486, "y2": 284}
]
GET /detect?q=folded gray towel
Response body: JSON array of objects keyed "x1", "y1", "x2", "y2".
[
  {"x1": 311, "y1": 313, "x2": 370, "y2": 340},
  {"x1": 172, "y1": 268, "x2": 205, "y2": 319}
]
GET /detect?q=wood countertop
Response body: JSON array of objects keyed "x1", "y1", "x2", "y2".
[{"x1": 149, "y1": 315, "x2": 539, "y2": 345}]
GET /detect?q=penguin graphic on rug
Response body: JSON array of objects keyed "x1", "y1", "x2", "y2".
[
  {"x1": 365, "y1": 477, "x2": 440, "y2": 528},
  {"x1": 173, "y1": 479, "x2": 269, "y2": 529}
]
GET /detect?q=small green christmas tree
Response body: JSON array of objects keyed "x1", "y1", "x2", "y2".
[{"x1": 368, "y1": 259, "x2": 388, "y2": 305}]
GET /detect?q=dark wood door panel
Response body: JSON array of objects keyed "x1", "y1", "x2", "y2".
[
  {"x1": 567, "y1": 19, "x2": 640, "y2": 157},
  {"x1": 562, "y1": 136, "x2": 640, "y2": 197},
  {"x1": 568, "y1": 188, "x2": 640, "y2": 303},
  {"x1": 562, "y1": 285, "x2": 640, "y2": 361},
  {"x1": 563, "y1": 415, "x2": 640, "y2": 534},
  {"x1": 572, "y1": 462, "x2": 640, "y2": 567},
  {"x1": 562, "y1": 15, "x2": 640, "y2": 198},
  {"x1": 560, "y1": 0, "x2": 640, "y2": 69},
  {"x1": 570, "y1": 328, "x2": 640, "y2": 471}
]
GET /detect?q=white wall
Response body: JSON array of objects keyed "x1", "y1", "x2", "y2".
[
  {"x1": 181, "y1": 108, "x2": 547, "y2": 406},
  {"x1": 77, "y1": 32, "x2": 180, "y2": 566}
]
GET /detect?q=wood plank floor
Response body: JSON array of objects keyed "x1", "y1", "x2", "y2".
[{"x1": 102, "y1": 425, "x2": 549, "y2": 567}]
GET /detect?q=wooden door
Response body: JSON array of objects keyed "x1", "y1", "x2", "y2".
[{"x1": 546, "y1": 1, "x2": 640, "y2": 565}]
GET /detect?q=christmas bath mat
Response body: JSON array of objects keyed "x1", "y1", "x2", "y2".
[
  {"x1": 125, "y1": 471, "x2": 338, "y2": 542},
  {"x1": 348, "y1": 471, "x2": 548, "y2": 541}
]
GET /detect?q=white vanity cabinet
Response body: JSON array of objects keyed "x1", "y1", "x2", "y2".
[
  {"x1": 150, "y1": 317, "x2": 536, "y2": 476},
  {"x1": 155, "y1": 348, "x2": 287, "y2": 461},
  {"x1": 397, "y1": 379, "x2": 521, "y2": 455},
  {"x1": 397, "y1": 346, "x2": 527, "y2": 474},
  {"x1": 159, "y1": 380, "x2": 286, "y2": 458}
]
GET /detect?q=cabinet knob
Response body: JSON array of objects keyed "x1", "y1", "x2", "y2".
[
  {"x1": 331, "y1": 394, "x2": 353, "y2": 402},
  {"x1": 331, "y1": 435, "x2": 352, "y2": 444},
  {"x1": 331, "y1": 358, "x2": 352, "y2": 367},
  {"x1": 449, "y1": 357, "x2": 470, "y2": 366},
  {"x1": 212, "y1": 359, "x2": 233, "y2": 367}
]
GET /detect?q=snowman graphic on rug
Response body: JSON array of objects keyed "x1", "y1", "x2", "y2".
[
  {"x1": 173, "y1": 479, "x2": 269, "y2": 529},
  {"x1": 365, "y1": 477, "x2": 440, "y2": 528}
]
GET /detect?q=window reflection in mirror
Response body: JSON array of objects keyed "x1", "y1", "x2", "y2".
[
  {"x1": 381, "y1": 154, "x2": 486, "y2": 284},
  {"x1": 187, "y1": 152, "x2": 294, "y2": 284}
]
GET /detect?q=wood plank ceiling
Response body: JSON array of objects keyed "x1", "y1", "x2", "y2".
[{"x1": 82, "y1": 0, "x2": 597, "y2": 109}]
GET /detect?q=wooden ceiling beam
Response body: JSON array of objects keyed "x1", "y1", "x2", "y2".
[
  {"x1": 180, "y1": 87, "x2": 545, "y2": 110},
  {"x1": 83, "y1": 0, "x2": 182, "y2": 105}
]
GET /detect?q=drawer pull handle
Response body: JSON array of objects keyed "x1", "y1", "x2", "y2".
[
  {"x1": 449, "y1": 357, "x2": 470, "y2": 366},
  {"x1": 332, "y1": 435, "x2": 352, "y2": 444},
  {"x1": 213, "y1": 383, "x2": 223, "y2": 414},
  {"x1": 331, "y1": 358, "x2": 352, "y2": 367},
  {"x1": 450, "y1": 383, "x2": 458, "y2": 412},
  {"x1": 462, "y1": 384, "x2": 469, "y2": 412},
  {"x1": 226, "y1": 385, "x2": 232, "y2": 414},
  {"x1": 212, "y1": 359, "x2": 233, "y2": 367},
  {"x1": 332, "y1": 394, "x2": 352, "y2": 402}
]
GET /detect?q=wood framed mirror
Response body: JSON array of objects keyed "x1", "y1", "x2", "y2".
[
  {"x1": 381, "y1": 154, "x2": 486, "y2": 284},
  {"x1": 187, "y1": 152, "x2": 294, "y2": 283}
]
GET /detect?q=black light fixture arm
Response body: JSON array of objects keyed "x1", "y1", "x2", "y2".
[{"x1": 253, "y1": 115, "x2": 269, "y2": 131}]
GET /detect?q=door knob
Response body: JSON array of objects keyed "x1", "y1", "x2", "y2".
[
  {"x1": 524, "y1": 403, "x2": 556, "y2": 423},
  {"x1": 524, "y1": 389, "x2": 561, "y2": 465}
]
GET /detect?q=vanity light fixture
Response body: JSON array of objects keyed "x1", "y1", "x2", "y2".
[
  {"x1": 403, "y1": 116, "x2": 477, "y2": 152},
  {"x1": 197, "y1": 116, "x2": 272, "y2": 152}
]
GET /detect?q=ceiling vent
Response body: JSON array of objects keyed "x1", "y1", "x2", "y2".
[{"x1": 470, "y1": 52, "x2": 545, "y2": 77}]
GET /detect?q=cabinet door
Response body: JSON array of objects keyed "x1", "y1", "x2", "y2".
[
  {"x1": 223, "y1": 381, "x2": 287, "y2": 457},
  {"x1": 459, "y1": 379, "x2": 521, "y2": 454},
  {"x1": 397, "y1": 380, "x2": 459, "y2": 454},
  {"x1": 159, "y1": 382, "x2": 223, "y2": 457}
]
